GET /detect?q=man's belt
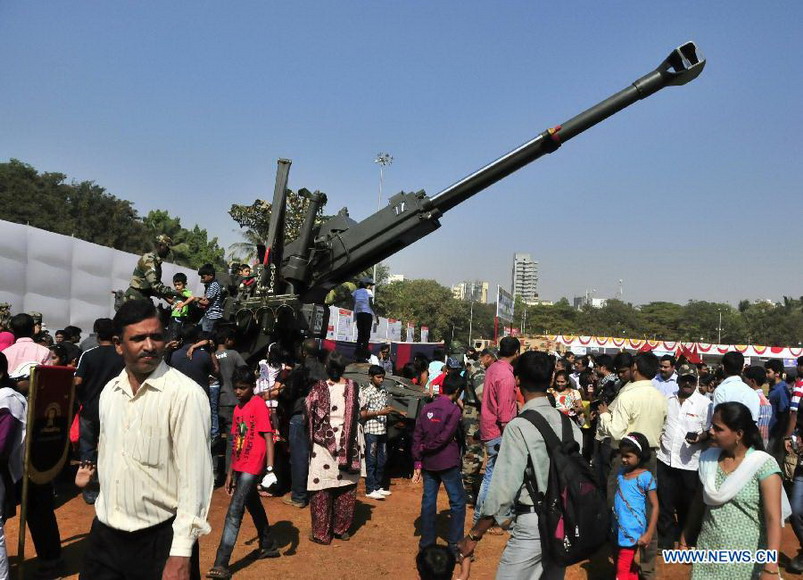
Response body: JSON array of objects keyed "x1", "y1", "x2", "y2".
[{"x1": 513, "y1": 503, "x2": 537, "y2": 515}]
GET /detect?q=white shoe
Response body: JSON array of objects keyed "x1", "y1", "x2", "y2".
[
  {"x1": 366, "y1": 490, "x2": 386, "y2": 500},
  {"x1": 377, "y1": 488, "x2": 392, "y2": 496}
]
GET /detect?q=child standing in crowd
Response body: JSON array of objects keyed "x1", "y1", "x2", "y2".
[
  {"x1": 168, "y1": 272, "x2": 194, "y2": 341},
  {"x1": 360, "y1": 365, "x2": 395, "y2": 501},
  {"x1": 612, "y1": 432, "x2": 658, "y2": 580},
  {"x1": 214, "y1": 329, "x2": 247, "y2": 483},
  {"x1": 197, "y1": 263, "x2": 224, "y2": 334},
  {"x1": 207, "y1": 366, "x2": 279, "y2": 579}
]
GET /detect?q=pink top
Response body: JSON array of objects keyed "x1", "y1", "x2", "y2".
[
  {"x1": 480, "y1": 359, "x2": 518, "y2": 442},
  {"x1": 0, "y1": 331, "x2": 14, "y2": 352},
  {"x1": 2, "y1": 338, "x2": 51, "y2": 371}
]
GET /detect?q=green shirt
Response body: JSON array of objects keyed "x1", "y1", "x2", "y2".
[{"x1": 171, "y1": 289, "x2": 193, "y2": 319}]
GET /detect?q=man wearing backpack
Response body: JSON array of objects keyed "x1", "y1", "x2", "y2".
[{"x1": 458, "y1": 351, "x2": 585, "y2": 579}]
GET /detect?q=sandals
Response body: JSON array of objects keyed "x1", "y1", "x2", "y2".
[
  {"x1": 205, "y1": 567, "x2": 231, "y2": 579},
  {"x1": 257, "y1": 485, "x2": 274, "y2": 497}
]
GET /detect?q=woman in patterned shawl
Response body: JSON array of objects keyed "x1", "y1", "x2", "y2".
[{"x1": 305, "y1": 350, "x2": 365, "y2": 544}]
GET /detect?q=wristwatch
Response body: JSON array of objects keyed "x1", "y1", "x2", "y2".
[
  {"x1": 467, "y1": 531, "x2": 482, "y2": 542},
  {"x1": 266, "y1": 466, "x2": 274, "y2": 472}
]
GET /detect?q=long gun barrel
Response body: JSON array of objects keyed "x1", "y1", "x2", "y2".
[
  {"x1": 430, "y1": 42, "x2": 704, "y2": 214},
  {"x1": 287, "y1": 42, "x2": 704, "y2": 303}
]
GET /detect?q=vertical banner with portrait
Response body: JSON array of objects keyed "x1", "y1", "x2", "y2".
[
  {"x1": 25, "y1": 365, "x2": 75, "y2": 484},
  {"x1": 18, "y1": 364, "x2": 75, "y2": 569}
]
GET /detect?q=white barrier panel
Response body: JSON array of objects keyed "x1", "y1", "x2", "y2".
[{"x1": 0, "y1": 220, "x2": 202, "y2": 332}]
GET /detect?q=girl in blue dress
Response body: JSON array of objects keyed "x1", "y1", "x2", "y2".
[{"x1": 613, "y1": 432, "x2": 659, "y2": 580}]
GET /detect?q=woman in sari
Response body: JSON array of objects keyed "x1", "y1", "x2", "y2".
[
  {"x1": 682, "y1": 401, "x2": 789, "y2": 579},
  {"x1": 305, "y1": 350, "x2": 365, "y2": 544}
]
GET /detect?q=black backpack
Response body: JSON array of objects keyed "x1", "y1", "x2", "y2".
[{"x1": 520, "y1": 409, "x2": 609, "y2": 567}]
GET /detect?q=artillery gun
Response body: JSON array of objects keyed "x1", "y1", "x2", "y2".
[{"x1": 226, "y1": 42, "x2": 705, "y2": 362}]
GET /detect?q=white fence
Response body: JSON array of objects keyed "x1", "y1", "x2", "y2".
[{"x1": 0, "y1": 219, "x2": 202, "y2": 333}]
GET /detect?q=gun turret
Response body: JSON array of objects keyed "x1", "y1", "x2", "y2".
[
  {"x1": 292, "y1": 42, "x2": 704, "y2": 302},
  {"x1": 229, "y1": 42, "x2": 705, "y2": 359}
]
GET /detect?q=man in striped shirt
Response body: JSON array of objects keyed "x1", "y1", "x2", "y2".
[{"x1": 81, "y1": 299, "x2": 213, "y2": 580}]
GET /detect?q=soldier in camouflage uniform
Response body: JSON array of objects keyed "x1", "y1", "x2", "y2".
[
  {"x1": 123, "y1": 234, "x2": 181, "y2": 304},
  {"x1": 461, "y1": 348, "x2": 496, "y2": 505}
]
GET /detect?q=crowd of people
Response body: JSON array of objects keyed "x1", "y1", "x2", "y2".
[{"x1": 3, "y1": 284, "x2": 803, "y2": 579}]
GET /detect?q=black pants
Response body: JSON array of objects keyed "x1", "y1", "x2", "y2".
[
  {"x1": 657, "y1": 460, "x2": 700, "y2": 548},
  {"x1": 80, "y1": 517, "x2": 200, "y2": 580},
  {"x1": 594, "y1": 437, "x2": 613, "y2": 495},
  {"x1": 355, "y1": 312, "x2": 373, "y2": 352},
  {"x1": 27, "y1": 481, "x2": 61, "y2": 561}
]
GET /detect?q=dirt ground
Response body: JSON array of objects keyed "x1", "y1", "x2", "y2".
[{"x1": 4, "y1": 476, "x2": 803, "y2": 579}]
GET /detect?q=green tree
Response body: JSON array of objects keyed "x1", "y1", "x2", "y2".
[
  {"x1": 376, "y1": 279, "x2": 463, "y2": 343},
  {"x1": 0, "y1": 159, "x2": 149, "y2": 253},
  {"x1": 229, "y1": 189, "x2": 330, "y2": 247},
  {"x1": 578, "y1": 299, "x2": 644, "y2": 337},
  {"x1": 525, "y1": 298, "x2": 578, "y2": 335},
  {"x1": 142, "y1": 210, "x2": 227, "y2": 270}
]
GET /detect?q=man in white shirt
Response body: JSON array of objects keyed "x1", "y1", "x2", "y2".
[
  {"x1": 656, "y1": 363, "x2": 712, "y2": 549},
  {"x1": 82, "y1": 300, "x2": 213, "y2": 580},
  {"x1": 713, "y1": 351, "x2": 760, "y2": 422},
  {"x1": 652, "y1": 355, "x2": 679, "y2": 398}
]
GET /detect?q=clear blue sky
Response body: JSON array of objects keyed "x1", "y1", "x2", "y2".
[{"x1": 2, "y1": 2, "x2": 801, "y2": 305}]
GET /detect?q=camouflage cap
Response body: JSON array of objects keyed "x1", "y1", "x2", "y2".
[
  {"x1": 28, "y1": 311, "x2": 43, "y2": 324},
  {"x1": 481, "y1": 347, "x2": 499, "y2": 359},
  {"x1": 677, "y1": 363, "x2": 698, "y2": 379},
  {"x1": 155, "y1": 234, "x2": 173, "y2": 246}
]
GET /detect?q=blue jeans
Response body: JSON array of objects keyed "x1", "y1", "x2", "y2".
[
  {"x1": 365, "y1": 433, "x2": 387, "y2": 494},
  {"x1": 200, "y1": 315, "x2": 220, "y2": 334},
  {"x1": 288, "y1": 413, "x2": 310, "y2": 505},
  {"x1": 474, "y1": 436, "x2": 501, "y2": 524},
  {"x1": 213, "y1": 472, "x2": 273, "y2": 568},
  {"x1": 209, "y1": 383, "x2": 220, "y2": 439},
  {"x1": 791, "y1": 470, "x2": 803, "y2": 545},
  {"x1": 420, "y1": 466, "x2": 466, "y2": 552}
]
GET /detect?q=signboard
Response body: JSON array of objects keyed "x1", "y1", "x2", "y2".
[
  {"x1": 373, "y1": 317, "x2": 389, "y2": 342},
  {"x1": 496, "y1": 286, "x2": 514, "y2": 323},
  {"x1": 26, "y1": 366, "x2": 75, "y2": 485},
  {"x1": 336, "y1": 308, "x2": 353, "y2": 342},
  {"x1": 326, "y1": 306, "x2": 338, "y2": 340},
  {"x1": 420, "y1": 326, "x2": 429, "y2": 343},
  {"x1": 406, "y1": 323, "x2": 415, "y2": 343},
  {"x1": 388, "y1": 319, "x2": 402, "y2": 342}
]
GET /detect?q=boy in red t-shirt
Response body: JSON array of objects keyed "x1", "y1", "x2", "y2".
[{"x1": 207, "y1": 366, "x2": 279, "y2": 579}]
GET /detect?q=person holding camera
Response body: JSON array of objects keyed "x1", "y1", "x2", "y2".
[{"x1": 655, "y1": 363, "x2": 712, "y2": 549}]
